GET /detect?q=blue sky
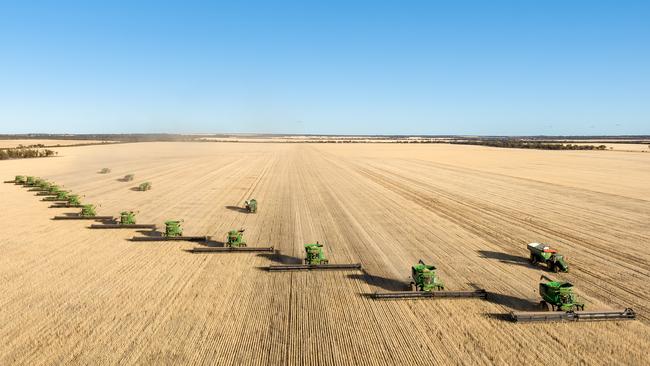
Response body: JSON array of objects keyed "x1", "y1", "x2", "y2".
[{"x1": 0, "y1": 1, "x2": 648, "y2": 135}]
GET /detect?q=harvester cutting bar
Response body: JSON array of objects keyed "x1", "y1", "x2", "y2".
[
  {"x1": 267, "y1": 263, "x2": 362, "y2": 271},
  {"x1": 53, "y1": 215, "x2": 114, "y2": 220},
  {"x1": 49, "y1": 204, "x2": 83, "y2": 208},
  {"x1": 510, "y1": 308, "x2": 636, "y2": 322},
  {"x1": 3, "y1": 180, "x2": 19, "y2": 184},
  {"x1": 36, "y1": 192, "x2": 58, "y2": 196},
  {"x1": 130, "y1": 236, "x2": 210, "y2": 242},
  {"x1": 42, "y1": 197, "x2": 68, "y2": 201},
  {"x1": 188, "y1": 246, "x2": 275, "y2": 253},
  {"x1": 371, "y1": 290, "x2": 488, "y2": 300},
  {"x1": 89, "y1": 224, "x2": 157, "y2": 229}
]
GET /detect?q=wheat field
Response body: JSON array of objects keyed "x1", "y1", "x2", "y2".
[{"x1": 1, "y1": 142, "x2": 648, "y2": 365}]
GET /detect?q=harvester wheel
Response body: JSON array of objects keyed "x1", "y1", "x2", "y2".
[
  {"x1": 539, "y1": 301, "x2": 551, "y2": 311},
  {"x1": 410, "y1": 282, "x2": 417, "y2": 292},
  {"x1": 552, "y1": 264, "x2": 560, "y2": 273},
  {"x1": 530, "y1": 255, "x2": 537, "y2": 265}
]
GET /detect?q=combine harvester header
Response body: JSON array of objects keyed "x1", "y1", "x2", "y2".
[
  {"x1": 372, "y1": 260, "x2": 487, "y2": 300},
  {"x1": 510, "y1": 276, "x2": 636, "y2": 322},
  {"x1": 267, "y1": 242, "x2": 362, "y2": 271}
]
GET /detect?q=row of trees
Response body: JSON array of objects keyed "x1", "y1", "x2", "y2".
[
  {"x1": 448, "y1": 140, "x2": 609, "y2": 150},
  {"x1": 0, "y1": 148, "x2": 58, "y2": 160}
]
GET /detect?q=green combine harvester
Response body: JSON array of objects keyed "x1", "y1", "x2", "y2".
[
  {"x1": 90, "y1": 211, "x2": 157, "y2": 229},
  {"x1": 25, "y1": 176, "x2": 37, "y2": 186},
  {"x1": 49, "y1": 194, "x2": 84, "y2": 207},
  {"x1": 245, "y1": 199, "x2": 257, "y2": 213},
  {"x1": 372, "y1": 260, "x2": 487, "y2": 299},
  {"x1": 510, "y1": 276, "x2": 636, "y2": 322},
  {"x1": 267, "y1": 242, "x2": 362, "y2": 271},
  {"x1": 53, "y1": 204, "x2": 114, "y2": 220},
  {"x1": 36, "y1": 184, "x2": 62, "y2": 196},
  {"x1": 131, "y1": 220, "x2": 209, "y2": 242},
  {"x1": 188, "y1": 228, "x2": 274, "y2": 253},
  {"x1": 138, "y1": 182, "x2": 152, "y2": 191},
  {"x1": 4, "y1": 175, "x2": 26, "y2": 184},
  {"x1": 43, "y1": 190, "x2": 70, "y2": 201},
  {"x1": 527, "y1": 243, "x2": 568, "y2": 272}
]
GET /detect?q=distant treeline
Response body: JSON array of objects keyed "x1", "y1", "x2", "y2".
[
  {"x1": 0, "y1": 146, "x2": 58, "y2": 160},
  {"x1": 443, "y1": 139, "x2": 608, "y2": 150}
]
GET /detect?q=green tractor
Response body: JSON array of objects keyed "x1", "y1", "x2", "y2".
[
  {"x1": 527, "y1": 243, "x2": 568, "y2": 273},
  {"x1": 304, "y1": 242, "x2": 329, "y2": 265},
  {"x1": 226, "y1": 229, "x2": 247, "y2": 247},
  {"x1": 15, "y1": 175, "x2": 26, "y2": 184},
  {"x1": 539, "y1": 276, "x2": 584, "y2": 312},
  {"x1": 80, "y1": 204, "x2": 97, "y2": 217},
  {"x1": 245, "y1": 199, "x2": 257, "y2": 213},
  {"x1": 410, "y1": 260, "x2": 445, "y2": 292},
  {"x1": 119, "y1": 211, "x2": 136, "y2": 225},
  {"x1": 165, "y1": 220, "x2": 183, "y2": 237}
]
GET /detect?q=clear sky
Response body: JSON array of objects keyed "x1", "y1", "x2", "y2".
[{"x1": 1, "y1": 1, "x2": 648, "y2": 135}]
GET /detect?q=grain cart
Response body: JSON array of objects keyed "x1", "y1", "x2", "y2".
[
  {"x1": 188, "y1": 228, "x2": 274, "y2": 253},
  {"x1": 53, "y1": 204, "x2": 113, "y2": 221},
  {"x1": 99, "y1": 168, "x2": 111, "y2": 174},
  {"x1": 510, "y1": 276, "x2": 637, "y2": 322},
  {"x1": 527, "y1": 243, "x2": 568, "y2": 272},
  {"x1": 245, "y1": 199, "x2": 257, "y2": 213},
  {"x1": 372, "y1": 260, "x2": 487, "y2": 299},
  {"x1": 122, "y1": 174, "x2": 134, "y2": 182},
  {"x1": 90, "y1": 211, "x2": 156, "y2": 229},
  {"x1": 138, "y1": 182, "x2": 152, "y2": 191},
  {"x1": 131, "y1": 220, "x2": 209, "y2": 242},
  {"x1": 267, "y1": 242, "x2": 362, "y2": 271}
]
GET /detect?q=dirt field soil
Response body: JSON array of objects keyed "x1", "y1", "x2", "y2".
[{"x1": 1, "y1": 142, "x2": 648, "y2": 365}]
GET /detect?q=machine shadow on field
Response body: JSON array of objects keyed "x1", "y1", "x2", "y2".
[
  {"x1": 135, "y1": 229, "x2": 163, "y2": 237},
  {"x1": 225, "y1": 205, "x2": 249, "y2": 213},
  {"x1": 129, "y1": 187, "x2": 143, "y2": 191},
  {"x1": 485, "y1": 291, "x2": 540, "y2": 312},
  {"x1": 257, "y1": 251, "x2": 303, "y2": 264},
  {"x1": 477, "y1": 250, "x2": 531, "y2": 268},
  {"x1": 348, "y1": 271, "x2": 407, "y2": 291}
]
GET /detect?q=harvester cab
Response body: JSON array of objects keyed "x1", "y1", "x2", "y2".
[
  {"x1": 226, "y1": 229, "x2": 247, "y2": 247},
  {"x1": 527, "y1": 243, "x2": 568, "y2": 272},
  {"x1": 165, "y1": 220, "x2": 183, "y2": 237},
  {"x1": 411, "y1": 260, "x2": 445, "y2": 292},
  {"x1": 539, "y1": 275, "x2": 584, "y2": 312},
  {"x1": 120, "y1": 211, "x2": 136, "y2": 225},
  {"x1": 80, "y1": 204, "x2": 97, "y2": 217},
  {"x1": 304, "y1": 242, "x2": 329, "y2": 265},
  {"x1": 245, "y1": 199, "x2": 257, "y2": 213}
]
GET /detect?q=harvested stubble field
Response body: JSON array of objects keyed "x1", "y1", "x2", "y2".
[{"x1": 1, "y1": 142, "x2": 649, "y2": 365}]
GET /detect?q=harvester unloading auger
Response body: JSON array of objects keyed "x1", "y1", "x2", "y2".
[
  {"x1": 188, "y1": 229, "x2": 274, "y2": 253},
  {"x1": 371, "y1": 260, "x2": 487, "y2": 300},
  {"x1": 90, "y1": 211, "x2": 157, "y2": 229},
  {"x1": 510, "y1": 276, "x2": 636, "y2": 322},
  {"x1": 53, "y1": 204, "x2": 114, "y2": 220},
  {"x1": 131, "y1": 220, "x2": 209, "y2": 242},
  {"x1": 267, "y1": 242, "x2": 362, "y2": 271}
]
